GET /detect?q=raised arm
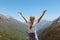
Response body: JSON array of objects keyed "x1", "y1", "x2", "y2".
[
  {"x1": 37, "y1": 9, "x2": 47, "y2": 23},
  {"x1": 19, "y1": 12, "x2": 27, "y2": 23}
]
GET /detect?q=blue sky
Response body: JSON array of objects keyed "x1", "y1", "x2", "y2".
[{"x1": 0, "y1": 0, "x2": 60, "y2": 22}]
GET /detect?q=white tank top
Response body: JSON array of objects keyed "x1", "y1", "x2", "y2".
[
  {"x1": 26, "y1": 21, "x2": 38, "y2": 40},
  {"x1": 26, "y1": 21, "x2": 37, "y2": 33}
]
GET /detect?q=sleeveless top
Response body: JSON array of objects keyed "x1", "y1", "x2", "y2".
[{"x1": 26, "y1": 21, "x2": 37, "y2": 33}]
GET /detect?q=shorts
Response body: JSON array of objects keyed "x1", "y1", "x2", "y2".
[{"x1": 28, "y1": 33, "x2": 36, "y2": 40}]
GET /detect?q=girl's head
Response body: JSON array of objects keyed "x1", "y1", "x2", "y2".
[
  {"x1": 29, "y1": 16, "x2": 35, "y2": 22},
  {"x1": 29, "y1": 16, "x2": 35, "y2": 29}
]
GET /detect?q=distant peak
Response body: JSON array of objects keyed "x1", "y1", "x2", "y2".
[
  {"x1": 57, "y1": 17, "x2": 60, "y2": 20},
  {"x1": 59, "y1": 16, "x2": 60, "y2": 18},
  {"x1": 0, "y1": 14, "x2": 10, "y2": 19}
]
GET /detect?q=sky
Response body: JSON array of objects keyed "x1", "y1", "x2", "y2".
[{"x1": 0, "y1": 0, "x2": 60, "y2": 22}]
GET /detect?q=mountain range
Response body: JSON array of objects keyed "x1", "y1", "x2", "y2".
[
  {"x1": 0, "y1": 14, "x2": 59, "y2": 40},
  {"x1": 38, "y1": 17, "x2": 60, "y2": 40}
]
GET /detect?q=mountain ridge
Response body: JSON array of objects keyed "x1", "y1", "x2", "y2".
[
  {"x1": 0, "y1": 14, "x2": 27, "y2": 40},
  {"x1": 38, "y1": 17, "x2": 60, "y2": 40}
]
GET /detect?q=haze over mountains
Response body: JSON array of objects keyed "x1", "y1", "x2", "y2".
[
  {"x1": 0, "y1": 14, "x2": 60, "y2": 40},
  {"x1": 37, "y1": 19, "x2": 52, "y2": 30}
]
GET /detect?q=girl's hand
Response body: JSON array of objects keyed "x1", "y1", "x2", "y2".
[{"x1": 19, "y1": 12, "x2": 23, "y2": 16}]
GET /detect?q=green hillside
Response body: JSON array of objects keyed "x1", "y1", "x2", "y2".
[
  {"x1": 0, "y1": 14, "x2": 27, "y2": 40},
  {"x1": 38, "y1": 17, "x2": 60, "y2": 40}
]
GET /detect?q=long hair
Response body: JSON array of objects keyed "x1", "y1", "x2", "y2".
[{"x1": 29, "y1": 16, "x2": 35, "y2": 30}]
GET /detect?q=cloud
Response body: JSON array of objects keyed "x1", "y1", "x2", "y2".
[
  {"x1": 1, "y1": 8, "x2": 8, "y2": 10},
  {"x1": 0, "y1": 7, "x2": 8, "y2": 11}
]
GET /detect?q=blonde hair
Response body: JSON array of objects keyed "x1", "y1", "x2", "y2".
[
  {"x1": 30, "y1": 16, "x2": 35, "y2": 20},
  {"x1": 29, "y1": 16, "x2": 35, "y2": 29}
]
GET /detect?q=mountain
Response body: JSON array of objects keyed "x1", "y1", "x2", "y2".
[
  {"x1": 37, "y1": 20, "x2": 52, "y2": 34},
  {"x1": 37, "y1": 20, "x2": 52, "y2": 30},
  {"x1": 38, "y1": 17, "x2": 60, "y2": 40},
  {"x1": 0, "y1": 14, "x2": 53, "y2": 40},
  {"x1": 0, "y1": 14, "x2": 27, "y2": 40}
]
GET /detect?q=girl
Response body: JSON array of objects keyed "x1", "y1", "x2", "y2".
[{"x1": 19, "y1": 9, "x2": 47, "y2": 40}]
